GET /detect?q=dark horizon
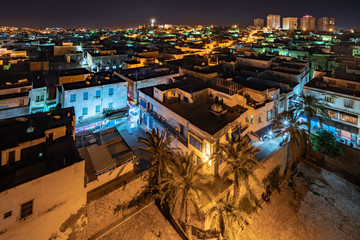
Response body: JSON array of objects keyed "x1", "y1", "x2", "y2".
[{"x1": 1, "y1": 0, "x2": 360, "y2": 29}]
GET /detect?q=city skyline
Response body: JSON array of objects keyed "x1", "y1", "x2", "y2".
[{"x1": 1, "y1": 0, "x2": 359, "y2": 29}]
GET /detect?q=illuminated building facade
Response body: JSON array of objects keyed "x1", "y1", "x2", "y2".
[
  {"x1": 283, "y1": 17, "x2": 298, "y2": 30},
  {"x1": 300, "y1": 15, "x2": 316, "y2": 31},
  {"x1": 0, "y1": 108, "x2": 86, "y2": 240},
  {"x1": 254, "y1": 18, "x2": 265, "y2": 28},
  {"x1": 138, "y1": 74, "x2": 280, "y2": 175},
  {"x1": 304, "y1": 72, "x2": 360, "y2": 145},
  {"x1": 267, "y1": 14, "x2": 281, "y2": 29},
  {"x1": 61, "y1": 72, "x2": 128, "y2": 123},
  {"x1": 318, "y1": 17, "x2": 335, "y2": 31}
]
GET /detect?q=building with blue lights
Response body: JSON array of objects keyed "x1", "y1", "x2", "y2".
[
  {"x1": 304, "y1": 71, "x2": 360, "y2": 146},
  {"x1": 61, "y1": 72, "x2": 128, "y2": 123}
]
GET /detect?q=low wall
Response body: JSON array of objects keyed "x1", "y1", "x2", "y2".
[
  {"x1": 309, "y1": 144, "x2": 360, "y2": 186},
  {"x1": 86, "y1": 162, "x2": 134, "y2": 192},
  {"x1": 0, "y1": 106, "x2": 29, "y2": 120}
]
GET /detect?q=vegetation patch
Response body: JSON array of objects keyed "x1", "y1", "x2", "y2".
[{"x1": 263, "y1": 166, "x2": 282, "y2": 194}]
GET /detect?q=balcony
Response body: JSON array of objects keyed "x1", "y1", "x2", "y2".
[{"x1": 147, "y1": 111, "x2": 188, "y2": 146}]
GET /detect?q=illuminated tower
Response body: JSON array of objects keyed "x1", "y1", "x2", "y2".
[
  {"x1": 300, "y1": 15, "x2": 316, "y2": 31},
  {"x1": 283, "y1": 17, "x2": 298, "y2": 30},
  {"x1": 254, "y1": 18, "x2": 265, "y2": 28},
  {"x1": 267, "y1": 14, "x2": 281, "y2": 29},
  {"x1": 318, "y1": 17, "x2": 335, "y2": 31}
]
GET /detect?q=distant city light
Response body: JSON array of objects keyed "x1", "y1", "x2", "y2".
[{"x1": 150, "y1": 18, "x2": 156, "y2": 27}]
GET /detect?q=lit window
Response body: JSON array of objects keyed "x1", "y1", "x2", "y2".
[
  {"x1": 70, "y1": 94, "x2": 76, "y2": 102},
  {"x1": 20, "y1": 200, "x2": 33, "y2": 220},
  {"x1": 328, "y1": 110, "x2": 337, "y2": 118},
  {"x1": 82, "y1": 107, "x2": 88, "y2": 115},
  {"x1": 341, "y1": 114, "x2": 357, "y2": 124},
  {"x1": 83, "y1": 92, "x2": 88, "y2": 100}
]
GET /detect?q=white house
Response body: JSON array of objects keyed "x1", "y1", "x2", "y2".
[{"x1": 61, "y1": 72, "x2": 128, "y2": 123}]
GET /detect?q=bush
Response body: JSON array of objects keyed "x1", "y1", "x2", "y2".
[
  {"x1": 238, "y1": 195, "x2": 258, "y2": 215},
  {"x1": 311, "y1": 130, "x2": 343, "y2": 158},
  {"x1": 262, "y1": 166, "x2": 281, "y2": 194}
]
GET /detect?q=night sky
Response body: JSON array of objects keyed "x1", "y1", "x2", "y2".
[{"x1": 1, "y1": 0, "x2": 359, "y2": 29}]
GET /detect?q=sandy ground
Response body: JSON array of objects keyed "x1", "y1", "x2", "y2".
[
  {"x1": 99, "y1": 202, "x2": 182, "y2": 240},
  {"x1": 239, "y1": 163, "x2": 360, "y2": 240}
]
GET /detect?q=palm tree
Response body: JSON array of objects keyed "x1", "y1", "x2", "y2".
[
  {"x1": 216, "y1": 136, "x2": 261, "y2": 204},
  {"x1": 272, "y1": 110, "x2": 307, "y2": 179},
  {"x1": 290, "y1": 94, "x2": 330, "y2": 147},
  {"x1": 159, "y1": 151, "x2": 214, "y2": 239},
  {"x1": 208, "y1": 193, "x2": 252, "y2": 240},
  {"x1": 135, "y1": 128, "x2": 174, "y2": 188}
]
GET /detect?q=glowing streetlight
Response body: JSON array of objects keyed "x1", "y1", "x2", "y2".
[{"x1": 268, "y1": 130, "x2": 273, "y2": 139}]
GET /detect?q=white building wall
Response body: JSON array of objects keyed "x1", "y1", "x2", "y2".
[
  {"x1": 0, "y1": 161, "x2": 86, "y2": 240},
  {"x1": 63, "y1": 82, "x2": 128, "y2": 122}
]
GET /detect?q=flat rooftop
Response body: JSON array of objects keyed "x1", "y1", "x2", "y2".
[
  {"x1": 58, "y1": 68, "x2": 90, "y2": 77},
  {"x1": 0, "y1": 107, "x2": 75, "y2": 150},
  {"x1": 120, "y1": 65, "x2": 179, "y2": 81},
  {"x1": 305, "y1": 76, "x2": 360, "y2": 97},
  {"x1": 324, "y1": 71, "x2": 360, "y2": 83},
  {"x1": 164, "y1": 101, "x2": 246, "y2": 135},
  {"x1": 0, "y1": 108, "x2": 81, "y2": 193},
  {"x1": 237, "y1": 55, "x2": 274, "y2": 61},
  {"x1": 62, "y1": 71, "x2": 126, "y2": 91}
]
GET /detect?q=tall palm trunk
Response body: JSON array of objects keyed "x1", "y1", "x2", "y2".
[
  {"x1": 185, "y1": 198, "x2": 192, "y2": 240},
  {"x1": 284, "y1": 141, "x2": 294, "y2": 179},
  {"x1": 157, "y1": 160, "x2": 161, "y2": 186}
]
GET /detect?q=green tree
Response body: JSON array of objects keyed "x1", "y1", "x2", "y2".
[
  {"x1": 208, "y1": 193, "x2": 252, "y2": 240},
  {"x1": 135, "y1": 128, "x2": 174, "y2": 189},
  {"x1": 159, "y1": 151, "x2": 214, "y2": 239},
  {"x1": 290, "y1": 94, "x2": 330, "y2": 147},
  {"x1": 217, "y1": 136, "x2": 261, "y2": 206},
  {"x1": 272, "y1": 110, "x2": 307, "y2": 179},
  {"x1": 311, "y1": 130, "x2": 343, "y2": 158}
]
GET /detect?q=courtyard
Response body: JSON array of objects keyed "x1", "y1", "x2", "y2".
[{"x1": 239, "y1": 163, "x2": 360, "y2": 240}]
